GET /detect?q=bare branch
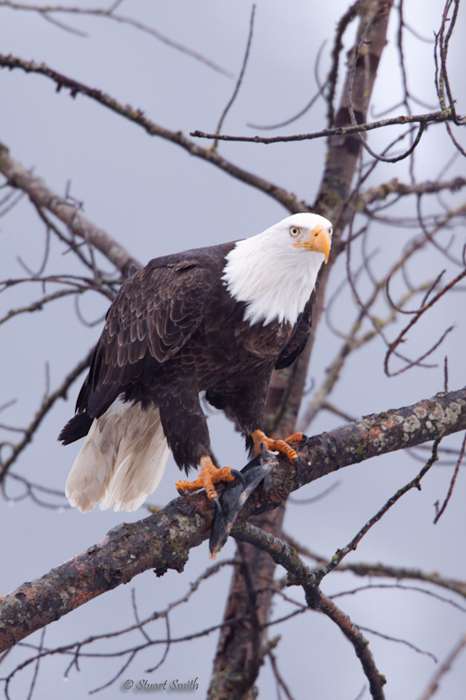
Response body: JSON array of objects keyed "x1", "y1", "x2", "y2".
[
  {"x1": 192, "y1": 110, "x2": 459, "y2": 145},
  {"x1": 248, "y1": 40, "x2": 327, "y2": 131},
  {"x1": 309, "y1": 440, "x2": 440, "y2": 583},
  {"x1": 384, "y1": 267, "x2": 466, "y2": 376},
  {"x1": 433, "y1": 430, "x2": 466, "y2": 523},
  {"x1": 282, "y1": 533, "x2": 466, "y2": 601},
  {"x1": 417, "y1": 634, "x2": 466, "y2": 700},
  {"x1": 1, "y1": 387, "x2": 466, "y2": 651},
  {"x1": 211, "y1": 5, "x2": 255, "y2": 150},
  {"x1": 358, "y1": 626, "x2": 437, "y2": 663},
  {"x1": 0, "y1": 143, "x2": 140, "y2": 276},
  {"x1": 233, "y1": 524, "x2": 386, "y2": 699},
  {"x1": 0, "y1": 1, "x2": 233, "y2": 77},
  {"x1": 0, "y1": 61, "x2": 308, "y2": 214},
  {"x1": 0, "y1": 351, "x2": 92, "y2": 481},
  {"x1": 0, "y1": 289, "x2": 81, "y2": 327},
  {"x1": 357, "y1": 176, "x2": 466, "y2": 208},
  {"x1": 267, "y1": 650, "x2": 296, "y2": 700}
]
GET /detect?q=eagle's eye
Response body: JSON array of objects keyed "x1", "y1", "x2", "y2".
[
  {"x1": 328, "y1": 226, "x2": 333, "y2": 236},
  {"x1": 289, "y1": 226, "x2": 300, "y2": 237}
]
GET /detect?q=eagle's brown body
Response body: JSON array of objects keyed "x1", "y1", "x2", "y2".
[
  {"x1": 60, "y1": 242, "x2": 312, "y2": 471},
  {"x1": 60, "y1": 213, "x2": 332, "y2": 512}
]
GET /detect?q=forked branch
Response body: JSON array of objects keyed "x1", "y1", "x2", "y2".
[{"x1": 1, "y1": 386, "x2": 465, "y2": 653}]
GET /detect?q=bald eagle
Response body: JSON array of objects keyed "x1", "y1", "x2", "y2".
[{"x1": 60, "y1": 213, "x2": 332, "y2": 512}]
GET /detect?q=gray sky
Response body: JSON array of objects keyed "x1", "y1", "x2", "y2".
[{"x1": 1, "y1": 1, "x2": 466, "y2": 698}]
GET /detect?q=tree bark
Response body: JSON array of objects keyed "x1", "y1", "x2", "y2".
[
  {"x1": 2, "y1": 384, "x2": 464, "y2": 653},
  {"x1": 207, "y1": 507, "x2": 285, "y2": 700}
]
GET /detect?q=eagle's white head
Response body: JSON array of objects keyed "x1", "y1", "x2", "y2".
[{"x1": 222, "y1": 212, "x2": 333, "y2": 326}]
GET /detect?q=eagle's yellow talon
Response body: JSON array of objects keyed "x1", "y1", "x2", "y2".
[
  {"x1": 251, "y1": 429, "x2": 303, "y2": 464},
  {"x1": 176, "y1": 456, "x2": 235, "y2": 501}
]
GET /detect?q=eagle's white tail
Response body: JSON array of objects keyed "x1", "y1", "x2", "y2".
[{"x1": 65, "y1": 399, "x2": 170, "y2": 512}]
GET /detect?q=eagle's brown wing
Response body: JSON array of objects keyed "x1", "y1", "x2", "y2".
[
  {"x1": 274, "y1": 296, "x2": 313, "y2": 370},
  {"x1": 77, "y1": 252, "x2": 222, "y2": 421}
]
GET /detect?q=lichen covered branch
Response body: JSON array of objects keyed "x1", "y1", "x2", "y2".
[{"x1": 1, "y1": 386, "x2": 465, "y2": 652}]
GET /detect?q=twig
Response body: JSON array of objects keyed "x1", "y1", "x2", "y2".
[
  {"x1": 417, "y1": 634, "x2": 466, "y2": 700},
  {"x1": 26, "y1": 628, "x2": 45, "y2": 700},
  {"x1": 358, "y1": 625, "x2": 437, "y2": 662},
  {"x1": 233, "y1": 524, "x2": 386, "y2": 699},
  {"x1": 0, "y1": 350, "x2": 93, "y2": 480},
  {"x1": 330, "y1": 582, "x2": 466, "y2": 614},
  {"x1": 0, "y1": 62, "x2": 310, "y2": 215},
  {"x1": 1, "y1": 472, "x2": 69, "y2": 509},
  {"x1": 211, "y1": 5, "x2": 255, "y2": 150},
  {"x1": 312, "y1": 440, "x2": 441, "y2": 583},
  {"x1": 384, "y1": 268, "x2": 466, "y2": 376},
  {"x1": 0, "y1": 289, "x2": 82, "y2": 327},
  {"x1": 191, "y1": 110, "x2": 460, "y2": 144},
  {"x1": 0, "y1": 1, "x2": 233, "y2": 77},
  {"x1": 0, "y1": 143, "x2": 141, "y2": 276},
  {"x1": 280, "y1": 533, "x2": 466, "y2": 600},
  {"x1": 248, "y1": 41, "x2": 327, "y2": 131},
  {"x1": 434, "y1": 431, "x2": 466, "y2": 523},
  {"x1": 288, "y1": 481, "x2": 340, "y2": 505},
  {"x1": 268, "y1": 650, "x2": 296, "y2": 700}
]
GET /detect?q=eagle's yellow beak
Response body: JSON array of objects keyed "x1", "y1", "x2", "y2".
[{"x1": 293, "y1": 225, "x2": 331, "y2": 263}]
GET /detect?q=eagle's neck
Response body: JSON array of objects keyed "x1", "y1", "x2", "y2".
[{"x1": 222, "y1": 232, "x2": 324, "y2": 327}]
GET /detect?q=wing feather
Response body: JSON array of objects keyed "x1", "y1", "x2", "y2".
[
  {"x1": 275, "y1": 296, "x2": 313, "y2": 370},
  {"x1": 77, "y1": 253, "x2": 219, "y2": 418}
]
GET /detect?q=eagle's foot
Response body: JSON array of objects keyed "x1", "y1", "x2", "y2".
[
  {"x1": 251, "y1": 429, "x2": 305, "y2": 464},
  {"x1": 176, "y1": 456, "x2": 236, "y2": 502}
]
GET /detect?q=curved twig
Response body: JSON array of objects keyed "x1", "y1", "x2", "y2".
[
  {"x1": 0, "y1": 350, "x2": 93, "y2": 481},
  {"x1": 212, "y1": 5, "x2": 255, "y2": 149}
]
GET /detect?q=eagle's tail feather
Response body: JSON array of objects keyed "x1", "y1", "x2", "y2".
[
  {"x1": 65, "y1": 399, "x2": 170, "y2": 512},
  {"x1": 59, "y1": 412, "x2": 93, "y2": 444}
]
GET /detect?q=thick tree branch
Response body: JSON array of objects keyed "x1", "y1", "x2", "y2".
[
  {"x1": 232, "y1": 523, "x2": 386, "y2": 699},
  {"x1": 1, "y1": 386, "x2": 465, "y2": 652},
  {"x1": 207, "y1": 507, "x2": 285, "y2": 700}
]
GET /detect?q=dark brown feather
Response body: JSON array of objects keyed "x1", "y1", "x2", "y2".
[{"x1": 60, "y1": 242, "x2": 314, "y2": 473}]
